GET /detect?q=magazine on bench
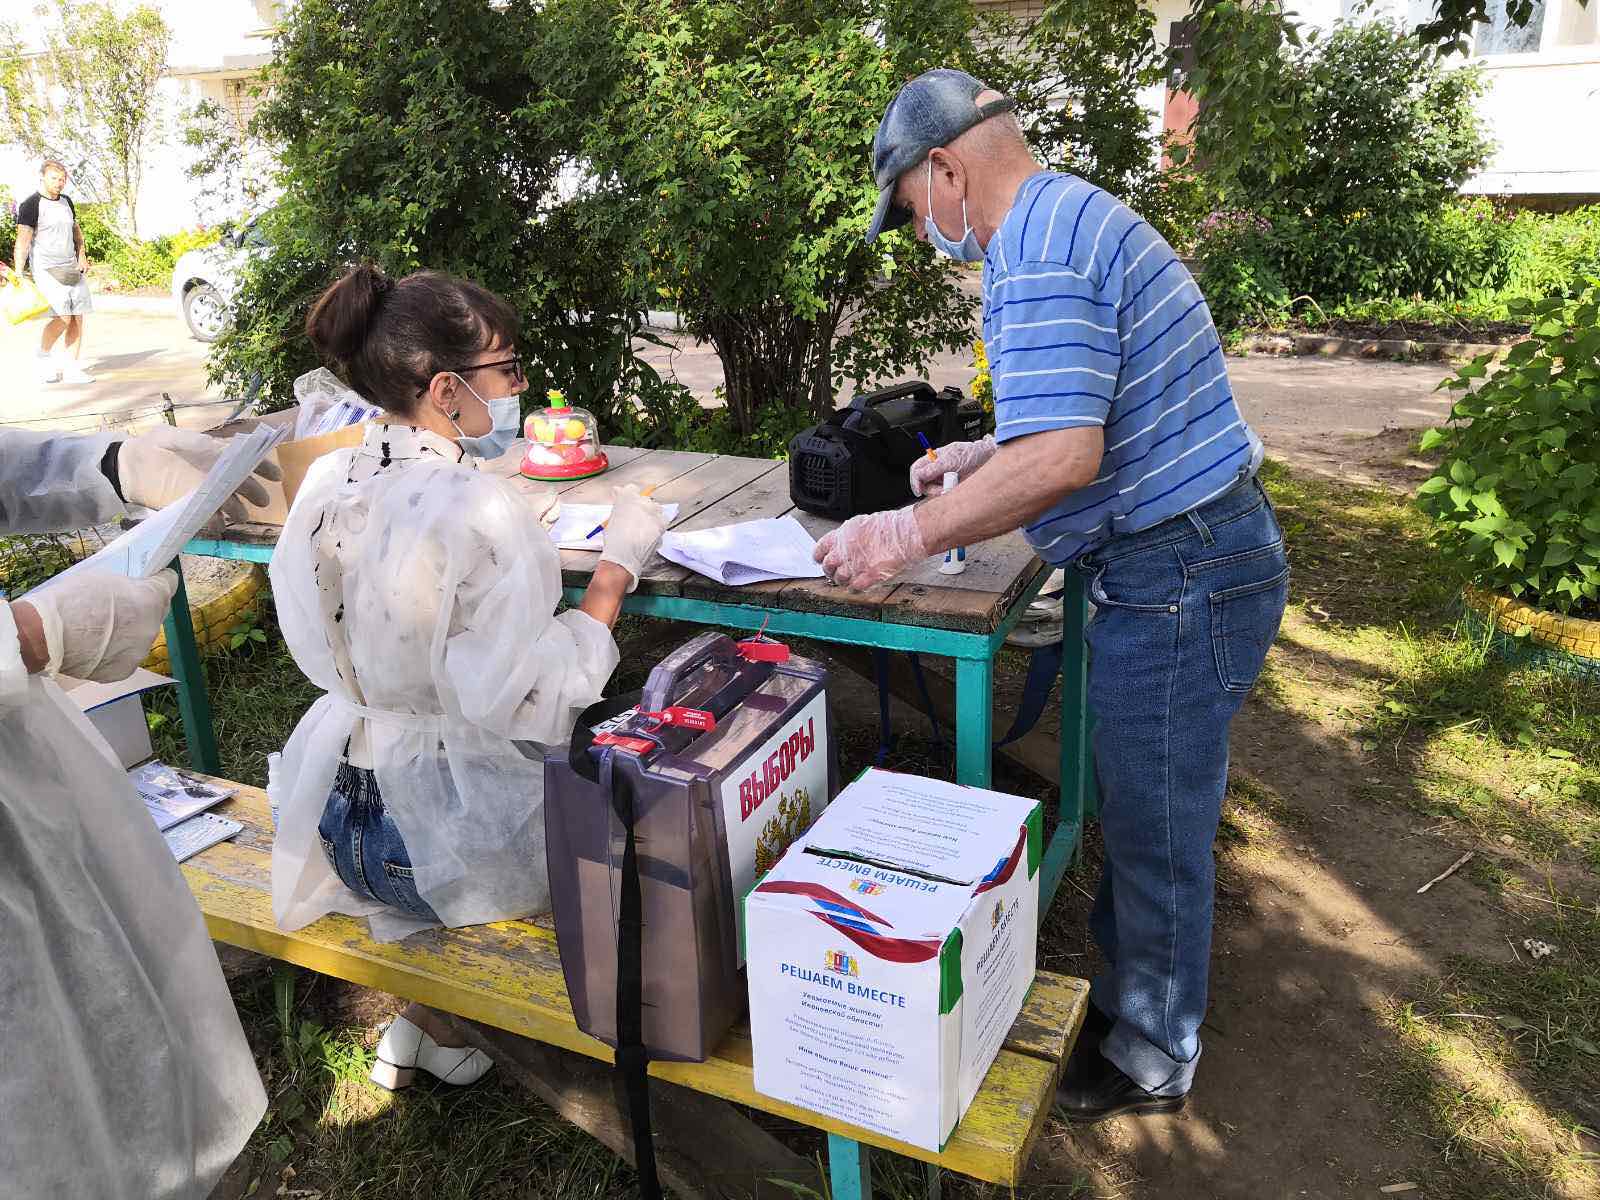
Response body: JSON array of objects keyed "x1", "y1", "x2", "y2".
[{"x1": 130, "y1": 761, "x2": 237, "y2": 830}]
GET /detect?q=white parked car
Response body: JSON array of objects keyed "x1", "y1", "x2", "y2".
[{"x1": 170, "y1": 217, "x2": 270, "y2": 342}]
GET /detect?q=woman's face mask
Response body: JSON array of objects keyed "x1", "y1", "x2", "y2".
[{"x1": 449, "y1": 373, "x2": 522, "y2": 460}]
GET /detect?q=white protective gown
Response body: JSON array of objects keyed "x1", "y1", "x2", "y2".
[
  {"x1": 0, "y1": 432, "x2": 266, "y2": 1199},
  {"x1": 268, "y1": 423, "x2": 619, "y2": 937}
]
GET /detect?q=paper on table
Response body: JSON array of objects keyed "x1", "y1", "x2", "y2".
[
  {"x1": 657, "y1": 515, "x2": 825, "y2": 586},
  {"x1": 546, "y1": 501, "x2": 680, "y2": 549},
  {"x1": 32, "y1": 423, "x2": 291, "y2": 593},
  {"x1": 163, "y1": 810, "x2": 243, "y2": 862}
]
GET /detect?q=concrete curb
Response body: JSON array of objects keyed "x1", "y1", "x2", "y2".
[{"x1": 1233, "y1": 331, "x2": 1519, "y2": 363}]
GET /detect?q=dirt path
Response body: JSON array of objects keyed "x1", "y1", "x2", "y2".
[{"x1": 996, "y1": 592, "x2": 1579, "y2": 1200}]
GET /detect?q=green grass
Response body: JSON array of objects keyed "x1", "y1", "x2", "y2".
[
  {"x1": 230, "y1": 968, "x2": 642, "y2": 1199},
  {"x1": 1258, "y1": 460, "x2": 1600, "y2": 1198}
]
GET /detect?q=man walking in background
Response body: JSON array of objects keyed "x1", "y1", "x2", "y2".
[{"x1": 14, "y1": 159, "x2": 96, "y2": 384}]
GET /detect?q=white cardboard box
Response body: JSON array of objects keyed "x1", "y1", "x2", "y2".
[
  {"x1": 58, "y1": 668, "x2": 174, "y2": 769},
  {"x1": 746, "y1": 768, "x2": 1041, "y2": 1152}
]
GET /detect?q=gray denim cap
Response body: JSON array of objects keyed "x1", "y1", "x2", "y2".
[{"x1": 865, "y1": 68, "x2": 1016, "y2": 244}]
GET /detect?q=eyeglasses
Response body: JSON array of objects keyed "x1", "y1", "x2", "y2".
[{"x1": 445, "y1": 354, "x2": 526, "y2": 385}]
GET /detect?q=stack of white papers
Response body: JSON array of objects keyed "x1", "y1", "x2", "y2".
[
  {"x1": 546, "y1": 501, "x2": 681, "y2": 549},
  {"x1": 33, "y1": 423, "x2": 290, "y2": 593},
  {"x1": 658, "y1": 515, "x2": 825, "y2": 586}
]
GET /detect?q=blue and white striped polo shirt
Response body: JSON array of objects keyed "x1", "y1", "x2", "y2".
[{"x1": 982, "y1": 172, "x2": 1263, "y2": 565}]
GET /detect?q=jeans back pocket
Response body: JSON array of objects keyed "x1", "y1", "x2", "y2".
[
  {"x1": 1209, "y1": 566, "x2": 1290, "y2": 692},
  {"x1": 382, "y1": 861, "x2": 437, "y2": 921}
]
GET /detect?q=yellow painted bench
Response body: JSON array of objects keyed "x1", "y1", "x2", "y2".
[{"x1": 184, "y1": 778, "x2": 1088, "y2": 1197}]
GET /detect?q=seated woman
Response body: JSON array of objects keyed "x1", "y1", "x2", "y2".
[{"x1": 268, "y1": 265, "x2": 666, "y2": 1091}]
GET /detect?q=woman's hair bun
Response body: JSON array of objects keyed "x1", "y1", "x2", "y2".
[{"x1": 305, "y1": 263, "x2": 390, "y2": 365}]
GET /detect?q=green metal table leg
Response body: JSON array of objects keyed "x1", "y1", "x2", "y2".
[
  {"x1": 162, "y1": 558, "x2": 220, "y2": 774},
  {"x1": 827, "y1": 1134, "x2": 872, "y2": 1200},
  {"x1": 953, "y1": 654, "x2": 994, "y2": 788}
]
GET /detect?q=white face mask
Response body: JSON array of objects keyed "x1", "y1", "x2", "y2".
[
  {"x1": 449, "y1": 374, "x2": 521, "y2": 459},
  {"x1": 924, "y1": 159, "x2": 983, "y2": 263}
]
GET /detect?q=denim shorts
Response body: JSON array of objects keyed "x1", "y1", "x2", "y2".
[{"x1": 318, "y1": 762, "x2": 440, "y2": 922}]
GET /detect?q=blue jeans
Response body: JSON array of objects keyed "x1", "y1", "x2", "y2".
[
  {"x1": 1074, "y1": 476, "x2": 1288, "y2": 1095},
  {"x1": 318, "y1": 763, "x2": 440, "y2": 923}
]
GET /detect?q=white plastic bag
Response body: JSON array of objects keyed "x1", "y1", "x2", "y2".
[{"x1": 292, "y1": 367, "x2": 382, "y2": 439}]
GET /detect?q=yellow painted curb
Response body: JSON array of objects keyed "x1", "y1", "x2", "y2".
[
  {"x1": 1462, "y1": 586, "x2": 1600, "y2": 661},
  {"x1": 144, "y1": 563, "x2": 268, "y2": 673}
]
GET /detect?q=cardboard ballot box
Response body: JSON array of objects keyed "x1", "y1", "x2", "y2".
[{"x1": 745, "y1": 769, "x2": 1041, "y2": 1152}]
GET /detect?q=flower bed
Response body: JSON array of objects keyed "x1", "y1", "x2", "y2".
[{"x1": 1461, "y1": 586, "x2": 1600, "y2": 680}]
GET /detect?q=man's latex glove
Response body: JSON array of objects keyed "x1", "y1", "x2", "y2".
[
  {"x1": 910, "y1": 435, "x2": 997, "y2": 498},
  {"x1": 22, "y1": 569, "x2": 180, "y2": 682},
  {"x1": 599, "y1": 485, "x2": 668, "y2": 592},
  {"x1": 814, "y1": 506, "x2": 929, "y2": 591},
  {"x1": 119, "y1": 427, "x2": 283, "y2": 524}
]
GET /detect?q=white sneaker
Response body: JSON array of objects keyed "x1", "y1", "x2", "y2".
[
  {"x1": 370, "y1": 1014, "x2": 494, "y2": 1090},
  {"x1": 36, "y1": 357, "x2": 60, "y2": 383},
  {"x1": 60, "y1": 363, "x2": 95, "y2": 384}
]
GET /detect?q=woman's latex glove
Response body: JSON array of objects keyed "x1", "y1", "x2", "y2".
[
  {"x1": 119, "y1": 427, "x2": 283, "y2": 522},
  {"x1": 523, "y1": 489, "x2": 561, "y2": 529},
  {"x1": 21, "y1": 569, "x2": 180, "y2": 682},
  {"x1": 598, "y1": 485, "x2": 668, "y2": 592},
  {"x1": 814, "y1": 506, "x2": 929, "y2": 591},
  {"x1": 910, "y1": 435, "x2": 997, "y2": 497}
]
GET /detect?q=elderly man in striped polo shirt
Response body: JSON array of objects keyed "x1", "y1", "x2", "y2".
[{"x1": 816, "y1": 69, "x2": 1290, "y2": 1123}]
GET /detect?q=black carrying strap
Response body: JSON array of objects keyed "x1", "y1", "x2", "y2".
[
  {"x1": 598, "y1": 752, "x2": 665, "y2": 1200},
  {"x1": 597, "y1": 748, "x2": 663, "y2": 1200}
]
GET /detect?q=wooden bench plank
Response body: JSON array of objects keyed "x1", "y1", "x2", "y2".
[
  {"x1": 186, "y1": 779, "x2": 1079, "y2": 1184},
  {"x1": 1005, "y1": 972, "x2": 1089, "y2": 1075}
]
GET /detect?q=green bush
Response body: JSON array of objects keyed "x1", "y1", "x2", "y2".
[
  {"x1": 76, "y1": 202, "x2": 127, "y2": 262},
  {"x1": 168, "y1": 227, "x2": 221, "y2": 258},
  {"x1": 1417, "y1": 283, "x2": 1600, "y2": 615},
  {"x1": 0, "y1": 188, "x2": 15, "y2": 264},
  {"x1": 99, "y1": 227, "x2": 220, "y2": 290},
  {"x1": 1196, "y1": 18, "x2": 1496, "y2": 329},
  {"x1": 104, "y1": 236, "x2": 173, "y2": 288},
  {"x1": 1201, "y1": 200, "x2": 1600, "y2": 332},
  {"x1": 1489, "y1": 205, "x2": 1600, "y2": 301}
]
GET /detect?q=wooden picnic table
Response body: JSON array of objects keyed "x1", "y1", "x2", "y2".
[{"x1": 169, "y1": 442, "x2": 1093, "y2": 915}]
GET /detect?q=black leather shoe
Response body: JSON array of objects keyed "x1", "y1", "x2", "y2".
[
  {"x1": 1055, "y1": 1054, "x2": 1187, "y2": 1124},
  {"x1": 1061, "y1": 1003, "x2": 1115, "y2": 1085}
]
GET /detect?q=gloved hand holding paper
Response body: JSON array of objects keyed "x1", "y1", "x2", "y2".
[
  {"x1": 657, "y1": 515, "x2": 826, "y2": 586},
  {"x1": 34, "y1": 423, "x2": 291, "y2": 593}
]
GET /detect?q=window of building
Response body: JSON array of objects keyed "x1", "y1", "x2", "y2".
[
  {"x1": 1549, "y1": 0, "x2": 1600, "y2": 46},
  {"x1": 1475, "y1": 0, "x2": 1548, "y2": 54}
]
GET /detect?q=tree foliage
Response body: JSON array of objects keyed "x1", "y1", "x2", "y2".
[
  {"x1": 10, "y1": 0, "x2": 170, "y2": 236},
  {"x1": 1192, "y1": 19, "x2": 1494, "y2": 326},
  {"x1": 1173, "y1": 0, "x2": 1567, "y2": 193},
  {"x1": 179, "y1": 98, "x2": 277, "y2": 225},
  {"x1": 211, "y1": 0, "x2": 655, "y2": 424},
  {"x1": 564, "y1": 0, "x2": 978, "y2": 436},
  {"x1": 218, "y1": 0, "x2": 1198, "y2": 447}
]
